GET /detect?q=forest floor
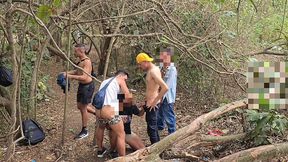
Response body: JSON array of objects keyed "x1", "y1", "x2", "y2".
[{"x1": 1, "y1": 58, "x2": 288, "y2": 162}]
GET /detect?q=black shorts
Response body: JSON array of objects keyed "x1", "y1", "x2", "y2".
[
  {"x1": 77, "y1": 81, "x2": 95, "y2": 104},
  {"x1": 124, "y1": 123, "x2": 131, "y2": 134}
]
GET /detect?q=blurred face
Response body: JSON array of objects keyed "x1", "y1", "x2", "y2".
[
  {"x1": 74, "y1": 47, "x2": 85, "y2": 57},
  {"x1": 138, "y1": 61, "x2": 149, "y2": 71},
  {"x1": 74, "y1": 47, "x2": 81, "y2": 57},
  {"x1": 160, "y1": 52, "x2": 171, "y2": 65}
]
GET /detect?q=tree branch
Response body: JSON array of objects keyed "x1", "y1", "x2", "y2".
[
  {"x1": 110, "y1": 99, "x2": 248, "y2": 161},
  {"x1": 15, "y1": 7, "x2": 102, "y2": 83},
  {"x1": 68, "y1": 7, "x2": 155, "y2": 27},
  {"x1": 216, "y1": 142, "x2": 288, "y2": 162}
]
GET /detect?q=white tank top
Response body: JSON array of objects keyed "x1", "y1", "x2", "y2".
[{"x1": 99, "y1": 77, "x2": 120, "y2": 114}]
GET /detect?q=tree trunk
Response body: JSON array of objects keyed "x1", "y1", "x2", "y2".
[
  {"x1": 4, "y1": 6, "x2": 18, "y2": 162},
  {"x1": 215, "y1": 142, "x2": 288, "y2": 162},
  {"x1": 29, "y1": 39, "x2": 49, "y2": 119},
  {"x1": 103, "y1": 2, "x2": 125, "y2": 79},
  {"x1": 109, "y1": 99, "x2": 248, "y2": 162}
]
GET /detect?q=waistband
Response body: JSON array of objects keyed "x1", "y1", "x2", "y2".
[{"x1": 79, "y1": 81, "x2": 94, "y2": 86}]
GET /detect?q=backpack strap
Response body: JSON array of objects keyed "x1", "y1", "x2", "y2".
[{"x1": 99, "y1": 77, "x2": 115, "y2": 91}]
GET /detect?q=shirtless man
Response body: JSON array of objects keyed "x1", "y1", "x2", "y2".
[
  {"x1": 136, "y1": 53, "x2": 168, "y2": 144},
  {"x1": 61, "y1": 43, "x2": 96, "y2": 140},
  {"x1": 94, "y1": 70, "x2": 131, "y2": 156}
]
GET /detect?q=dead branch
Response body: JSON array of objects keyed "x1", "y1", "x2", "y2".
[
  {"x1": 164, "y1": 152, "x2": 200, "y2": 161},
  {"x1": 103, "y1": 1, "x2": 125, "y2": 79},
  {"x1": 59, "y1": 0, "x2": 87, "y2": 16},
  {"x1": 15, "y1": 6, "x2": 102, "y2": 83},
  {"x1": 0, "y1": 0, "x2": 39, "y2": 7},
  {"x1": 201, "y1": 133, "x2": 246, "y2": 143},
  {"x1": 92, "y1": 33, "x2": 163, "y2": 38},
  {"x1": 110, "y1": 99, "x2": 247, "y2": 162},
  {"x1": 147, "y1": 0, "x2": 201, "y2": 39},
  {"x1": 69, "y1": 7, "x2": 155, "y2": 27},
  {"x1": 0, "y1": 96, "x2": 10, "y2": 108},
  {"x1": 215, "y1": 142, "x2": 288, "y2": 162}
]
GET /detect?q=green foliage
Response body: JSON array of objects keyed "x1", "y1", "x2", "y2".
[
  {"x1": 246, "y1": 108, "x2": 288, "y2": 146},
  {"x1": 36, "y1": 0, "x2": 67, "y2": 23},
  {"x1": 21, "y1": 50, "x2": 37, "y2": 107},
  {"x1": 37, "y1": 5, "x2": 52, "y2": 23},
  {"x1": 36, "y1": 75, "x2": 50, "y2": 101}
]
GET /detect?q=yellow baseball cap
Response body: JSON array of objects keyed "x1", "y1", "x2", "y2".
[{"x1": 136, "y1": 53, "x2": 154, "y2": 63}]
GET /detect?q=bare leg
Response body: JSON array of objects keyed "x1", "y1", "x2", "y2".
[
  {"x1": 96, "y1": 125, "x2": 106, "y2": 150},
  {"x1": 109, "y1": 129, "x2": 117, "y2": 151},
  {"x1": 125, "y1": 133, "x2": 145, "y2": 150},
  {"x1": 77, "y1": 102, "x2": 88, "y2": 127},
  {"x1": 109, "y1": 120, "x2": 126, "y2": 156},
  {"x1": 87, "y1": 103, "x2": 96, "y2": 115}
]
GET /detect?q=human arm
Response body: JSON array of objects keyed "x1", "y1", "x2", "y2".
[
  {"x1": 118, "y1": 77, "x2": 131, "y2": 100},
  {"x1": 60, "y1": 70, "x2": 77, "y2": 75},
  {"x1": 65, "y1": 60, "x2": 91, "y2": 81},
  {"x1": 149, "y1": 68, "x2": 168, "y2": 110},
  {"x1": 164, "y1": 66, "x2": 177, "y2": 103}
]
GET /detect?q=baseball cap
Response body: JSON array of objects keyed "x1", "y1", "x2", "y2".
[{"x1": 136, "y1": 53, "x2": 154, "y2": 64}]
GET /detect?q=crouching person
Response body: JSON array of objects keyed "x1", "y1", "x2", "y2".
[
  {"x1": 107, "y1": 98, "x2": 145, "y2": 158},
  {"x1": 93, "y1": 70, "x2": 130, "y2": 157}
]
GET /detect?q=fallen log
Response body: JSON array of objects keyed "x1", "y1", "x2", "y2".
[
  {"x1": 215, "y1": 142, "x2": 288, "y2": 162},
  {"x1": 109, "y1": 99, "x2": 248, "y2": 162}
]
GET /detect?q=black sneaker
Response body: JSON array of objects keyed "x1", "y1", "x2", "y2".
[
  {"x1": 74, "y1": 129, "x2": 88, "y2": 140},
  {"x1": 109, "y1": 150, "x2": 118, "y2": 158},
  {"x1": 97, "y1": 147, "x2": 107, "y2": 158}
]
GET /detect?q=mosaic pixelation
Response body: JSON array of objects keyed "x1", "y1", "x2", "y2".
[{"x1": 248, "y1": 62, "x2": 288, "y2": 110}]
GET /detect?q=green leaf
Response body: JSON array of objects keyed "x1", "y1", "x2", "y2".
[
  {"x1": 52, "y1": 0, "x2": 62, "y2": 8},
  {"x1": 36, "y1": 5, "x2": 52, "y2": 23},
  {"x1": 246, "y1": 109, "x2": 260, "y2": 122}
]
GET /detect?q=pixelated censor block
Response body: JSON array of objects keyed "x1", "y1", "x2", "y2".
[{"x1": 248, "y1": 62, "x2": 288, "y2": 110}]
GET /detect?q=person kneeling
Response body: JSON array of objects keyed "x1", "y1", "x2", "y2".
[{"x1": 109, "y1": 102, "x2": 145, "y2": 158}]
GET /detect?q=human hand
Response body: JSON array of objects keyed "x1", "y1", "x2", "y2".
[{"x1": 147, "y1": 102, "x2": 159, "y2": 112}]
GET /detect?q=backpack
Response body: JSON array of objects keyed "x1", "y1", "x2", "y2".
[
  {"x1": 0, "y1": 66, "x2": 13, "y2": 87},
  {"x1": 22, "y1": 119, "x2": 45, "y2": 145},
  {"x1": 92, "y1": 77, "x2": 115, "y2": 109}
]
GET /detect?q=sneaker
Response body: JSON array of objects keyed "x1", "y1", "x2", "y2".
[
  {"x1": 97, "y1": 147, "x2": 107, "y2": 158},
  {"x1": 74, "y1": 129, "x2": 88, "y2": 140},
  {"x1": 109, "y1": 150, "x2": 118, "y2": 159}
]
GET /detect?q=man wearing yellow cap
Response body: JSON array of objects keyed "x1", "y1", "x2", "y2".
[{"x1": 136, "y1": 52, "x2": 168, "y2": 144}]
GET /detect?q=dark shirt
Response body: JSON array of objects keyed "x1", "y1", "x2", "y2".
[{"x1": 119, "y1": 105, "x2": 140, "y2": 134}]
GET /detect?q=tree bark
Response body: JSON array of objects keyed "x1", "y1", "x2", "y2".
[
  {"x1": 215, "y1": 142, "x2": 288, "y2": 162},
  {"x1": 0, "y1": 96, "x2": 10, "y2": 108},
  {"x1": 4, "y1": 5, "x2": 18, "y2": 162},
  {"x1": 110, "y1": 99, "x2": 248, "y2": 162},
  {"x1": 103, "y1": 2, "x2": 125, "y2": 79}
]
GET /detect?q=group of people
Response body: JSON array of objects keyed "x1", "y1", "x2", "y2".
[{"x1": 60, "y1": 44, "x2": 178, "y2": 158}]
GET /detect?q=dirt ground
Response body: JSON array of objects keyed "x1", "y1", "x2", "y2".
[
  {"x1": 1, "y1": 58, "x2": 288, "y2": 162},
  {"x1": 8, "y1": 59, "x2": 177, "y2": 162}
]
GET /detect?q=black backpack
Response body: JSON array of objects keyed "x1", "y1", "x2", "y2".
[
  {"x1": 0, "y1": 66, "x2": 13, "y2": 87},
  {"x1": 22, "y1": 119, "x2": 45, "y2": 145}
]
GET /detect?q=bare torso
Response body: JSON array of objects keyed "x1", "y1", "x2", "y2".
[
  {"x1": 76, "y1": 58, "x2": 92, "y2": 84},
  {"x1": 145, "y1": 65, "x2": 161, "y2": 106}
]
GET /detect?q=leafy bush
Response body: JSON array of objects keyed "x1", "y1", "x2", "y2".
[{"x1": 246, "y1": 108, "x2": 288, "y2": 146}]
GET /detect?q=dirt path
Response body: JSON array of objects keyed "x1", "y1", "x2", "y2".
[{"x1": 12, "y1": 59, "x2": 153, "y2": 162}]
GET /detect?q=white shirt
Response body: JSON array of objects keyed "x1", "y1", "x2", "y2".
[{"x1": 98, "y1": 77, "x2": 120, "y2": 114}]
